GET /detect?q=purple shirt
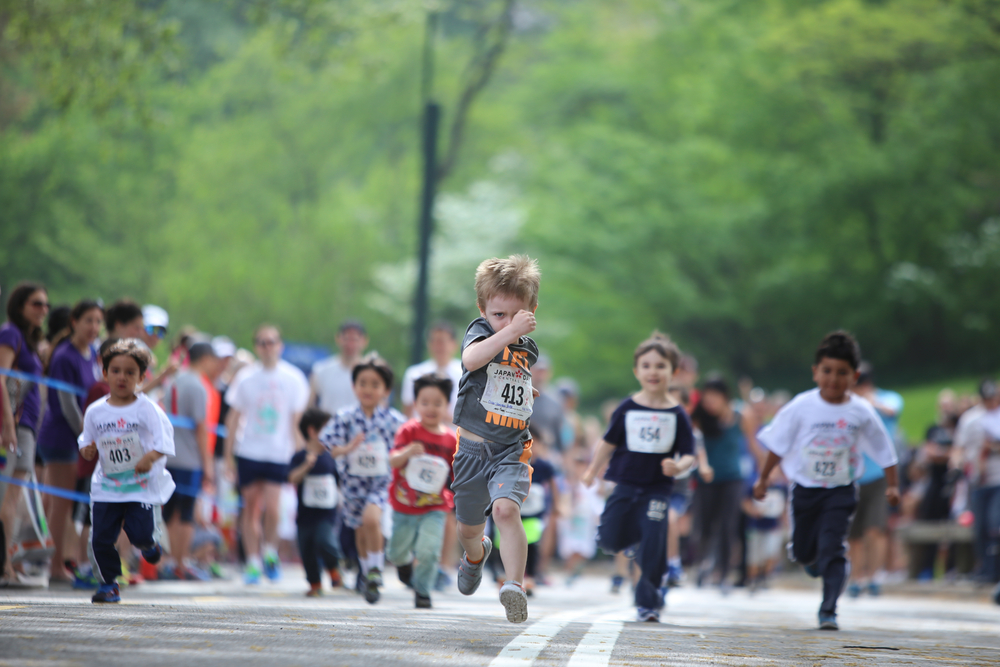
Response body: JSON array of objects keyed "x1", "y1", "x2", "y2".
[
  {"x1": 38, "y1": 339, "x2": 102, "y2": 454},
  {"x1": 0, "y1": 322, "x2": 43, "y2": 432}
]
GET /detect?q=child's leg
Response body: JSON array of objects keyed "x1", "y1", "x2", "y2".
[
  {"x1": 492, "y1": 498, "x2": 528, "y2": 583},
  {"x1": 358, "y1": 503, "x2": 383, "y2": 569},
  {"x1": 635, "y1": 493, "x2": 669, "y2": 610},
  {"x1": 240, "y1": 482, "x2": 264, "y2": 561},
  {"x1": 120, "y1": 503, "x2": 157, "y2": 551},
  {"x1": 525, "y1": 541, "x2": 540, "y2": 580},
  {"x1": 297, "y1": 523, "x2": 321, "y2": 585},
  {"x1": 412, "y1": 511, "x2": 446, "y2": 596},
  {"x1": 789, "y1": 486, "x2": 821, "y2": 568},
  {"x1": 89, "y1": 502, "x2": 126, "y2": 585},
  {"x1": 457, "y1": 521, "x2": 487, "y2": 563},
  {"x1": 315, "y1": 520, "x2": 341, "y2": 571},
  {"x1": 261, "y1": 482, "x2": 282, "y2": 556},
  {"x1": 440, "y1": 510, "x2": 458, "y2": 569},
  {"x1": 815, "y1": 487, "x2": 858, "y2": 616},
  {"x1": 387, "y1": 513, "x2": 418, "y2": 568}
]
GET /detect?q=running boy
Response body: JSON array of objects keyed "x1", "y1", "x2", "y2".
[
  {"x1": 289, "y1": 409, "x2": 343, "y2": 596},
  {"x1": 582, "y1": 332, "x2": 696, "y2": 622},
  {"x1": 451, "y1": 254, "x2": 540, "y2": 623},
  {"x1": 753, "y1": 331, "x2": 899, "y2": 631},
  {"x1": 319, "y1": 354, "x2": 404, "y2": 604},
  {"x1": 387, "y1": 374, "x2": 458, "y2": 609},
  {"x1": 78, "y1": 339, "x2": 175, "y2": 603}
]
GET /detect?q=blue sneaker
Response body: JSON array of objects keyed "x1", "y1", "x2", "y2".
[
  {"x1": 847, "y1": 582, "x2": 861, "y2": 598},
  {"x1": 666, "y1": 563, "x2": 683, "y2": 588},
  {"x1": 818, "y1": 612, "x2": 838, "y2": 630},
  {"x1": 244, "y1": 563, "x2": 262, "y2": 585},
  {"x1": 637, "y1": 607, "x2": 660, "y2": 622},
  {"x1": 140, "y1": 544, "x2": 162, "y2": 565},
  {"x1": 610, "y1": 575, "x2": 624, "y2": 594},
  {"x1": 263, "y1": 554, "x2": 280, "y2": 581},
  {"x1": 92, "y1": 583, "x2": 121, "y2": 603},
  {"x1": 434, "y1": 567, "x2": 452, "y2": 592},
  {"x1": 72, "y1": 566, "x2": 99, "y2": 590},
  {"x1": 867, "y1": 581, "x2": 881, "y2": 597}
]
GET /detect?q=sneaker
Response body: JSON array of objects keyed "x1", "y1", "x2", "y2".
[
  {"x1": 434, "y1": 567, "x2": 452, "y2": 592},
  {"x1": 209, "y1": 563, "x2": 225, "y2": 579},
  {"x1": 847, "y1": 582, "x2": 862, "y2": 598},
  {"x1": 365, "y1": 569, "x2": 381, "y2": 604},
  {"x1": 415, "y1": 591, "x2": 432, "y2": 609},
  {"x1": 396, "y1": 563, "x2": 414, "y2": 588},
  {"x1": 306, "y1": 583, "x2": 323, "y2": 597},
  {"x1": 140, "y1": 544, "x2": 162, "y2": 565},
  {"x1": 867, "y1": 581, "x2": 881, "y2": 597},
  {"x1": 610, "y1": 575, "x2": 624, "y2": 594},
  {"x1": 637, "y1": 607, "x2": 660, "y2": 622},
  {"x1": 818, "y1": 612, "x2": 839, "y2": 630},
  {"x1": 328, "y1": 568, "x2": 343, "y2": 588},
  {"x1": 499, "y1": 580, "x2": 528, "y2": 623},
  {"x1": 92, "y1": 583, "x2": 121, "y2": 603},
  {"x1": 72, "y1": 567, "x2": 99, "y2": 590},
  {"x1": 158, "y1": 565, "x2": 182, "y2": 581},
  {"x1": 183, "y1": 564, "x2": 213, "y2": 582},
  {"x1": 263, "y1": 553, "x2": 280, "y2": 581},
  {"x1": 244, "y1": 563, "x2": 262, "y2": 585},
  {"x1": 457, "y1": 536, "x2": 492, "y2": 596},
  {"x1": 666, "y1": 563, "x2": 683, "y2": 588},
  {"x1": 355, "y1": 571, "x2": 367, "y2": 594}
]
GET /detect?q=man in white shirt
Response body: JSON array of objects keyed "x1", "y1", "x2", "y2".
[
  {"x1": 400, "y1": 322, "x2": 462, "y2": 420},
  {"x1": 309, "y1": 321, "x2": 368, "y2": 414},
  {"x1": 224, "y1": 324, "x2": 308, "y2": 584},
  {"x1": 962, "y1": 380, "x2": 1000, "y2": 584}
]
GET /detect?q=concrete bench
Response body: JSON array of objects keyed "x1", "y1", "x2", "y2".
[{"x1": 896, "y1": 521, "x2": 974, "y2": 577}]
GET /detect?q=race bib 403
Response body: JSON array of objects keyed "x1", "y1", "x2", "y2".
[{"x1": 98, "y1": 432, "x2": 144, "y2": 476}]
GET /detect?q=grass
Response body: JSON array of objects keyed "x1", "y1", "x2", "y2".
[{"x1": 896, "y1": 375, "x2": 986, "y2": 444}]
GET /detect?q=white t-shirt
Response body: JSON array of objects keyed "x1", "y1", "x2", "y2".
[
  {"x1": 973, "y1": 407, "x2": 1000, "y2": 486},
  {"x1": 226, "y1": 360, "x2": 309, "y2": 464},
  {"x1": 310, "y1": 355, "x2": 357, "y2": 414},
  {"x1": 757, "y1": 388, "x2": 898, "y2": 489},
  {"x1": 78, "y1": 394, "x2": 176, "y2": 504},
  {"x1": 400, "y1": 358, "x2": 463, "y2": 419}
]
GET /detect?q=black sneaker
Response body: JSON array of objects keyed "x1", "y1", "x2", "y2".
[
  {"x1": 140, "y1": 544, "x2": 162, "y2": 565},
  {"x1": 397, "y1": 563, "x2": 414, "y2": 588},
  {"x1": 92, "y1": 583, "x2": 121, "y2": 603},
  {"x1": 415, "y1": 592, "x2": 432, "y2": 609},
  {"x1": 364, "y1": 570, "x2": 381, "y2": 604},
  {"x1": 818, "y1": 612, "x2": 838, "y2": 630}
]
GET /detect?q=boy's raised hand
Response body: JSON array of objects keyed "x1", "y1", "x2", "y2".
[
  {"x1": 81, "y1": 442, "x2": 97, "y2": 461},
  {"x1": 510, "y1": 309, "x2": 536, "y2": 339}
]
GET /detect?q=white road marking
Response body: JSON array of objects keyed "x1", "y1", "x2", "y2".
[
  {"x1": 566, "y1": 620, "x2": 624, "y2": 667},
  {"x1": 489, "y1": 605, "x2": 621, "y2": 667}
]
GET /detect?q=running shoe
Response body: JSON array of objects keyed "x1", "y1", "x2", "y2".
[
  {"x1": 92, "y1": 583, "x2": 121, "y2": 603},
  {"x1": 244, "y1": 563, "x2": 262, "y2": 585},
  {"x1": 637, "y1": 607, "x2": 660, "y2": 623},
  {"x1": 867, "y1": 581, "x2": 881, "y2": 597},
  {"x1": 415, "y1": 592, "x2": 432, "y2": 609},
  {"x1": 158, "y1": 565, "x2": 182, "y2": 581},
  {"x1": 365, "y1": 569, "x2": 381, "y2": 604},
  {"x1": 818, "y1": 612, "x2": 839, "y2": 630},
  {"x1": 328, "y1": 567, "x2": 343, "y2": 588},
  {"x1": 396, "y1": 562, "x2": 414, "y2": 588},
  {"x1": 72, "y1": 566, "x2": 99, "y2": 590},
  {"x1": 183, "y1": 564, "x2": 213, "y2": 582},
  {"x1": 499, "y1": 580, "x2": 528, "y2": 623},
  {"x1": 263, "y1": 553, "x2": 281, "y2": 581},
  {"x1": 666, "y1": 563, "x2": 683, "y2": 588},
  {"x1": 610, "y1": 575, "x2": 624, "y2": 594},
  {"x1": 355, "y1": 571, "x2": 366, "y2": 594},
  {"x1": 306, "y1": 583, "x2": 323, "y2": 597},
  {"x1": 209, "y1": 563, "x2": 225, "y2": 579},
  {"x1": 434, "y1": 567, "x2": 452, "y2": 592},
  {"x1": 847, "y1": 582, "x2": 862, "y2": 598},
  {"x1": 140, "y1": 544, "x2": 162, "y2": 565},
  {"x1": 457, "y1": 536, "x2": 492, "y2": 596}
]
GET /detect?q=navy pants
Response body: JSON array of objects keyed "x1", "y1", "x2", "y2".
[
  {"x1": 789, "y1": 484, "x2": 857, "y2": 615},
  {"x1": 598, "y1": 483, "x2": 669, "y2": 610},
  {"x1": 90, "y1": 501, "x2": 156, "y2": 585},
  {"x1": 297, "y1": 519, "x2": 342, "y2": 585}
]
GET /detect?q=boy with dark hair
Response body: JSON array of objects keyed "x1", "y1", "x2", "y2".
[
  {"x1": 753, "y1": 330, "x2": 899, "y2": 630},
  {"x1": 289, "y1": 408, "x2": 342, "y2": 596},
  {"x1": 388, "y1": 373, "x2": 457, "y2": 608},
  {"x1": 452, "y1": 254, "x2": 541, "y2": 623}
]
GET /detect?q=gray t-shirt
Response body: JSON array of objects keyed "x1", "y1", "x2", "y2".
[
  {"x1": 166, "y1": 371, "x2": 208, "y2": 471},
  {"x1": 453, "y1": 317, "x2": 539, "y2": 445}
]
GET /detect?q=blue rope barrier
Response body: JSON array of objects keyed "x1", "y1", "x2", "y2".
[{"x1": 0, "y1": 472, "x2": 211, "y2": 501}]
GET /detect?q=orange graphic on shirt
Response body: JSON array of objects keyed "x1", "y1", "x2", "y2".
[{"x1": 484, "y1": 347, "x2": 531, "y2": 431}]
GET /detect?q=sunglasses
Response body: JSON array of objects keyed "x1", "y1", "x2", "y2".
[
  {"x1": 29, "y1": 300, "x2": 50, "y2": 309},
  {"x1": 145, "y1": 325, "x2": 167, "y2": 338}
]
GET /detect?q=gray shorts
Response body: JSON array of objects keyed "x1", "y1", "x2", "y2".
[
  {"x1": 451, "y1": 435, "x2": 532, "y2": 527},
  {"x1": 12, "y1": 426, "x2": 37, "y2": 472}
]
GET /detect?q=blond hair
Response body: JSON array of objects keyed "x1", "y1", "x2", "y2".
[
  {"x1": 474, "y1": 254, "x2": 541, "y2": 311},
  {"x1": 633, "y1": 330, "x2": 680, "y2": 370}
]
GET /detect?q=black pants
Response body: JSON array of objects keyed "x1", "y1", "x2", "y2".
[
  {"x1": 790, "y1": 484, "x2": 858, "y2": 615},
  {"x1": 296, "y1": 519, "x2": 341, "y2": 585},
  {"x1": 695, "y1": 479, "x2": 744, "y2": 584},
  {"x1": 90, "y1": 501, "x2": 156, "y2": 585},
  {"x1": 598, "y1": 483, "x2": 669, "y2": 610}
]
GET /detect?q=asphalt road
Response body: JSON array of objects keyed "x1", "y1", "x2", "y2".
[{"x1": 1, "y1": 568, "x2": 998, "y2": 666}]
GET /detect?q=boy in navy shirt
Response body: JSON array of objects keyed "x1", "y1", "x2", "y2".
[
  {"x1": 289, "y1": 409, "x2": 342, "y2": 596},
  {"x1": 583, "y1": 332, "x2": 696, "y2": 622}
]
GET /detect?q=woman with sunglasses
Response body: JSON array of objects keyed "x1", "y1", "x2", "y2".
[{"x1": 0, "y1": 281, "x2": 49, "y2": 582}]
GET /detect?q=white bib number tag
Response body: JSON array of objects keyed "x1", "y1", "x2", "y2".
[
  {"x1": 804, "y1": 446, "x2": 851, "y2": 486},
  {"x1": 347, "y1": 435, "x2": 389, "y2": 477},
  {"x1": 98, "y1": 432, "x2": 143, "y2": 475},
  {"x1": 405, "y1": 454, "x2": 449, "y2": 495},
  {"x1": 302, "y1": 474, "x2": 338, "y2": 509},
  {"x1": 625, "y1": 411, "x2": 677, "y2": 454},
  {"x1": 480, "y1": 363, "x2": 533, "y2": 421},
  {"x1": 520, "y1": 483, "x2": 546, "y2": 516}
]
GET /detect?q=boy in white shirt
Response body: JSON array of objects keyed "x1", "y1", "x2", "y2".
[
  {"x1": 754, "y1": 331, "x2": 899, "y2": 631},
  {"x1": 79, "y1": 339, "x2": 175, "y2": 603}
]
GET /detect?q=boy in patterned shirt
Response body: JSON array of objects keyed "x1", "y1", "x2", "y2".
[{"x1": 451, "y1": 255, "x2": 540, "y2": 623}]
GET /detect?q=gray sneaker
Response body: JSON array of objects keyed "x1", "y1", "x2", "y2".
[
  {"x1": 499, "y1": 580, "x2": 528, "y2": 623},
  {"x1": 457, "y1": 536, "x2": 492, "y2": 596}
]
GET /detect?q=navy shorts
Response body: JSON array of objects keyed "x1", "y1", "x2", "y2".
[
  {"x1": 236, "y1": 456, "x2": 289, "y2": 487},
  {"x1": 162, "y1": 469, "x2": 202, "y2": 524}
]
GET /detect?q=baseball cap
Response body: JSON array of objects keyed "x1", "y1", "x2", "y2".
[
  {"x1": 142, "y1": 305, "x2": 169, "y2": 329},
  {"x1": 212, "y1": 336, "x2": 237, "y2": 359}
]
